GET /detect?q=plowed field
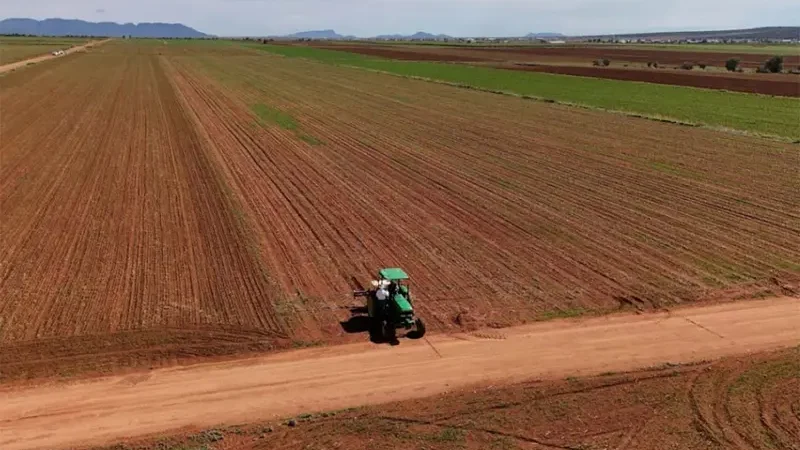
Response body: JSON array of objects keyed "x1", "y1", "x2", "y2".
[
  {"x1": 1, "y1": 41, "x2": 798, "y2": 381},
  {"x1": 308, "y1": 43, "x2": 800, "y2": 97},
  {"x1": 313, "y1": 42, "x2": 800, "y2": 68},
  {"x1": 167, "y1": 50, "x2": 799, "y2": 329},
  {"x1": 0, "y1": 48, "x2": 289, "y2": 380}
]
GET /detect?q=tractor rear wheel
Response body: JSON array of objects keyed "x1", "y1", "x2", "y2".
[
  {"x1": 383, "y1": 321, "x2": 397, "y2": 344},
  {"x1": 368, "y1": 317, "x2": 382, "y2": 343}
]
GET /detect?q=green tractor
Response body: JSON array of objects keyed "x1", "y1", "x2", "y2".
[{"x1": 353, "y1": 268, "x2": 426, "y2": 343}]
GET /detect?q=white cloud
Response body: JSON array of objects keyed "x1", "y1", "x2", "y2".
[{"x1": 2, "y1": 0, "x2": 798, "y2": 36}]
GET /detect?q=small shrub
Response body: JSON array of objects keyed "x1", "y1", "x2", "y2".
[
  {"x1": 192, "y1": 429, "x2": 224, "y2": 443},
  {"x1": 602, "y1": 58, "x2": 610, "y2": 67},
  {"x1": 647, "y1": 62, "x2": 652, "y2": 68},
  {"x1": 592, "y1": 59, "x2": 602, "y2": 66},
  {"x1": 764, "y1": 55, "x2": 784, "y2": 73},
  {"x1": 681, "y1": 62, "x2": 694, "y2": 70},
  {"x1": 653, "y1": 61, "x2": 659, "y2": 68},
  {"x1": 725, "y1": 58, "x2": 740, "y2": 72},
  {"x1": 698, "y1": 63, "x2": 707, "y2": 69}
]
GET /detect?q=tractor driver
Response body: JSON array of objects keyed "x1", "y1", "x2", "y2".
[{"x1": 375, "y1": 281, "x2": 390, "y2": 303}]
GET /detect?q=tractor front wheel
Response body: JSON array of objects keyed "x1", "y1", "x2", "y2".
[{"x1": 407, "y1": 317, "x2": 426, "y2": 339}]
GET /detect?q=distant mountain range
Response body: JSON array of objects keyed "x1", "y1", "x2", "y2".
[
  {"x1": 283, "y1": 29, "x2": 356, "y2": 40},
  {"x1": 583, "y1": 26, "x2": 799, "y2": 40},
  {"x1": 281, "y1": 30, "x2": 451, "y2": 40},
  {"x1": 524, "y1": 32, "x2": 566, "y2": 39},
  {"x1": 374, "y1": 31, "x2": 453, "y2": 40},
  {"x1": 282, "y1": 30, "x2": 567, "y2": 41},
  {"x1": 276, "y1": 26, "x2": 796, "y2": 41},
  {"x1": 0, "y1": 18, "x2": 208, "y2": 38}
]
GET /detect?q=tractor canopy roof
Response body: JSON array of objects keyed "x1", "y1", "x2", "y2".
[{"x1": 379, "y1": 267, "x2": 409, "y2": 281}]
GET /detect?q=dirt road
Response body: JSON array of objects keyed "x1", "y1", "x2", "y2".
[
  {"x1": 0, "y1": 39, "x2": 109, "y2": 74},
  {"x1": 1, "y1": 297, "x2": 797, "y2": 450}
]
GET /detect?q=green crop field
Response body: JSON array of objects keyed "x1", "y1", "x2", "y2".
[{"x1": 250, "y1": 44, "x2": 800, "y2": 140}]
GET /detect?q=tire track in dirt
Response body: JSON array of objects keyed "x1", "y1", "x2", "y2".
[
  {"x1": 689, "y1": 354, "x2": 800, "y2": 449},
  {"x1": 1, "y1": 297, "x2": 797, "y2": 450}
]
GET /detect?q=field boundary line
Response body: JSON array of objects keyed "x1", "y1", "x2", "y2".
[
  {"x1": 680, "y1": 317, "x2": 727, "y2": 340},
  {"x1": 338, "y1": 63, "x2": 799, "y2": 144}
]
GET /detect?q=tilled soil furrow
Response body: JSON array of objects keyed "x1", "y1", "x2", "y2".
[
  {"x1": 0, "y1": 48, "x2": 288, "y2": 378},
  {"x1": 164, "y1": 51, "x2": 799, "y2": 334}
]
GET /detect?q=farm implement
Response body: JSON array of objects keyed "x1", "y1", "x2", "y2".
[{"x1": 353, "y1": 268, "x2": 426, "y2": 343}]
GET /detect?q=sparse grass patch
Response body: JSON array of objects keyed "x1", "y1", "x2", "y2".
[
  {"x1": 291, "y1": 339, "x2": 323, "y2": 348},
  {"x1": 729, "y1": 353, "x2": 800, "y2": 394},
  {"x1": 252, "y1": 44, "x2": 800, "y2": 139},
  {"x1": 189, "y1": 429, "x2": 224, "y2": 444},
  {"x1": 776, "y1": 260, "x2": 800, "y2": 271},
  {"x1": 299, "y1": 133, "x2": 324, "y2": 146},
  {"x1": 538, "y1": 307, "x2": 586, "y2": 321},
  {"x1": 424, "y1": 427, "x2": 466, "y2": 442},
  {"x1": 251, "y1": 103, "x2": 297, "y2": 130},
  {"x1": 648, "y1": 161, "x2": 701, "y2": 179}
]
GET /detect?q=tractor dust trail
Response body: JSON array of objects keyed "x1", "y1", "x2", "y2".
[
  {"x1": 0, "y1": 39, "x2": 110, "y2": 74},
  {"x1": 1, "y1": 297, "x2": 798, "y2": 450}
]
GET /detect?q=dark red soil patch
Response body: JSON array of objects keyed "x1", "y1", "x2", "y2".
[
  {"x1": 504, "y1": 63, "x2": 800, "y2": 97},
  {"x1": 309, "y1": 43, "x2": 800, "y2": 96},
  {"x1": 0, "y1": 328, "x2": 291, "y2": 384},
  {"x1": 469, "y1": 45, "x2": 800, "y2": 69}
]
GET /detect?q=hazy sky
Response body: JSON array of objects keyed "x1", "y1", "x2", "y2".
[{"x1": 3, "y1": 0, "x2": 799, "y2": 37}]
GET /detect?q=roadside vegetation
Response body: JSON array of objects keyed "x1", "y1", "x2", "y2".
[
  {"x1": 0, "y1": 36, "x2": 88, "y2": 64},
  {"x1": 251, "y1": 44, "x2": 800, "y2": 139}
]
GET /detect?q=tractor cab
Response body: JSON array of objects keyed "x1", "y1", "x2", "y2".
[
  {"x1": 354, "y1": 267, "x2": 425, "y2": 342},
  {"x1": 379, "y1": 267, "x2": 410, "y2": 298}
]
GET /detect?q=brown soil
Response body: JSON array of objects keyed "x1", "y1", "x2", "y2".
[
  {"x1": 309, "y1": 43, "x2": 800, "y2": 96},
  {"x1": 0, "y1": 46, "x2": 289, "y2": 381},
  {"x1": 502, "y1": 63, "x2": 800, "y2": 97},
  {"x1": 103, "y1": 346, "x2": 800, "y2": 450},
  {"x1": 104, "y1": 349, "x2": 800, "y2": 450},
  {"x1": 471, "y1": 45, "x2": 800, "y2": 68},
  {"x1": 1, "y1": 297, "x2": 798, "y2": 450},
  {"x1": 1, "y1": 41, "x2": 799, "y2": 384},
  {"x1": 309, "y1": 43, "x2": 489, "y2": 62}
]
